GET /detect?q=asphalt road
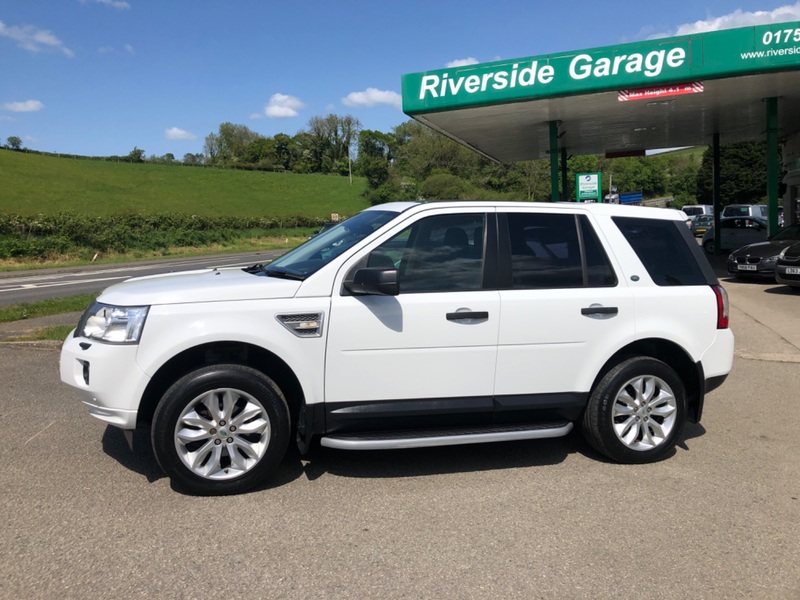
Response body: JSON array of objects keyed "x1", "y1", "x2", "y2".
[
  {"x1": 0, "y1": 251, "x2": 284, "y2": 306},
  {"x1": 0, "y1": 268, "x2": 798, "y2": 599}
]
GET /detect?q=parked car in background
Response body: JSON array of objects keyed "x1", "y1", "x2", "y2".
[
  {"x1": 721, "y1": 204, "x2": 768, "y2": 219},
  {"x1": 691, "y1": 214, "x2": 714, "y2": 237},
  {"x1": 775, "y1": 240, "x2": 800, "y2": 290},
  {"x1": 727, "y1": 222, "x2": 800, "y2": 279},
  {"x1": 682, "y1": 205, "x2": 713, "y2": 220},
  {"x1": 702, "y1": 216, "x2": 768, "y2": 254}
]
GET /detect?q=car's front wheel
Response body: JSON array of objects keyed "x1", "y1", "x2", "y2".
[
  {"x1": 703, "y1": 240, "x2": 715, "y2": 254},
  {"x1": 152, "y1": 364, "x2": 290, "y2": 495},
  {"x1": 582, "y1": 357, "x2": 686, "y2": 464}
]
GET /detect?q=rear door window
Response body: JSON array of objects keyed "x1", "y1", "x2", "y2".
[{"x1": 502, "y1": 212, "x2": 616, "y2": 289}]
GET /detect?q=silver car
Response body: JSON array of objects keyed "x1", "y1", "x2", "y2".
[
  {"x1": 702, "y1": 216, "x2": 768, "y2": 254},
  {"x1": 691, "y1": 214, "x2": 714, "y2": 237}
]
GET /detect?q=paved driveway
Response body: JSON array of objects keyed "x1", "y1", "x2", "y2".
[{"x1": 0, "y1": 264, "x2": 798, "y2": 599}]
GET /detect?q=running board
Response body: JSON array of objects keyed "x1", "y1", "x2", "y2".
[{"x1": 320, "y1": 422, "x2": 573, "y2": 451}]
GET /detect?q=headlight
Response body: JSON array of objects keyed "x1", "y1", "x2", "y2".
[{"x1": 75, "y1": 301, "x2": 149, "y2": 344}]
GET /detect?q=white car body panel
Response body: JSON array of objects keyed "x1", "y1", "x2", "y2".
[
  {"x1": 325, "y1": 291, "x2": 500, "y2": 403},
  {"x1": 495, "y1": 286, "x2": 636, "y2": 395}
]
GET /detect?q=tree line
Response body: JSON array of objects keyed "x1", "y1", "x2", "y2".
[{"x1": 5, "y1": 115, "x2": 773, "y2": 208}]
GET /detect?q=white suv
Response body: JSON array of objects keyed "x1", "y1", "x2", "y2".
[{"x1": 60, "y1": 201, "x2": 734, "y2": 495}]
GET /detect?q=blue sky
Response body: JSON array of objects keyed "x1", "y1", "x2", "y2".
[{"x1": 2, "y1": 1, "x2": 800, "y2": 158}]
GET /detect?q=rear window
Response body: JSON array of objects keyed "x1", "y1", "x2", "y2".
[{"x1": 612, "y1": 217, "x2": 709, "y2": 286}]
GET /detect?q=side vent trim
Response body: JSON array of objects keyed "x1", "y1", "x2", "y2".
[{"x1": 276, "y1": 313, "x2": 325, "y2": 337}]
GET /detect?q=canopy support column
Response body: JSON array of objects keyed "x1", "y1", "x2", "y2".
[
  {"x1": 766, "y1": 97, "x2": 780, "y2": 235},
  {"x1": 561, "y1": 147, "x2": 569, "y2": 202}
]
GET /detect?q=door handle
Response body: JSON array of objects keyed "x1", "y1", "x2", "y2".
[
  {"x1": 446, "y1": 311, "x2": 489, "y2": 321},
  {"x1": 581, "y1": 305, "x2": 618, "y2": 318}
]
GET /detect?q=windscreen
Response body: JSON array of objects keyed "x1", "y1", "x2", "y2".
[{"x1": 264, "y1": 210, "x2": 401, "y2": 279}]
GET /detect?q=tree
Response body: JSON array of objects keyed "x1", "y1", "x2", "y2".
[
  {"x1": 392, "y1": 120, "x2": 484, "y2": 183},
  {"x1": 305, "y1": 114, "x2": 361, "y2": 174},
  {"x1": 6, "y1": 136, "x2": 22, "y2": 150},
  {"x1": 355, "y1": 129, "x2": 394, "y2": 189},
  {"x1": 245, "y1": 137, "x2": 276, "y2": 167},
  {"x1": 419, "y1": 172, "x2": 473, "y2": 199},
  {"x1": 272, "y1": 133, "x2": 296, "y2": 171},
  {"x1": 127, "y1": 146, "x2": 145, "y2": 163},
  {"x1": 514, "y1": 159, "x2": 551, "y2": 201},
  {"x1": 696, "y1": 141, "x2": 773, "y2": 205},
  {"x1": 203, "y1": 123, "x2": 263, "y2": 166}
]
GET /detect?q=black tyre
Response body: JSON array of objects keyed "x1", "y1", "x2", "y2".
[
  {"x1": 582, "y1": 357, "x2": 686, "y2": 464},
  {"x1": 152, "y1": 364, "x2": 290, "y2": 495},
  {"x1": 703, "y1": 240, "x2": 715, "y2": 254}
]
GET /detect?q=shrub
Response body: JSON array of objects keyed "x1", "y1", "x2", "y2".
[{"x1": 0, "y1": 212, "x2": 328, "y2": 259}]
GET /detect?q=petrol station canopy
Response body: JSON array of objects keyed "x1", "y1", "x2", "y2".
[{"x1": 401, "y1": 22, "x2": 800, "y2": 163}]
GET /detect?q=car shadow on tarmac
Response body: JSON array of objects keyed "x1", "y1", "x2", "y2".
[{"x1": 101, "y1": 423, "x2": 708, "y2": 494}]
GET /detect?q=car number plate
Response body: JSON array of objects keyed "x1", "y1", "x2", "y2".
[
  {"x1": 786, "y1": 267, "x2": 800, "y2": 275},
  {"x1": 738, "y1": 264, "x2": 757, "y2": 271}
]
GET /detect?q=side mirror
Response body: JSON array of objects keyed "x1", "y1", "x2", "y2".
[{"x1": 343, "y1": 267, "x2": 399, "y2": 296}]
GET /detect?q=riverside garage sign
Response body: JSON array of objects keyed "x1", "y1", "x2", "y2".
[
  {"x1": 402, "y1": 23, "x2": 800, "y2": 114},
  {"x1": 418, "y1": 47, "x2": 688, "y2": 100}
]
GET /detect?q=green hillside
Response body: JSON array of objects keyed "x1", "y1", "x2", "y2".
[{"x1": 0, "y1": 150, "x2": 370, "y2": 218}]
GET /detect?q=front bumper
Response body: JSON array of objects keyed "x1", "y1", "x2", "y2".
[
  {"x1": 775, "y1": 264, "x2": 800, "y2": 288},
  {"x1": 60, "y1": 331, "x2": 151, "y2": 430},
  {"x1": 727, "y1": 259, "x2": 777, "y2": 278}
]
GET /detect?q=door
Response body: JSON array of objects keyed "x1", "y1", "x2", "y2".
[
  {"x1": 493, "y1": 210, "x2": 635, "y2": 406},
  {"x1": 325, "y1": 209, "x2": 500, "y2": 431}
]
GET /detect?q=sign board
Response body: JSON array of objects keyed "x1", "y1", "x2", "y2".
[
  {"x1": 576, "y1": 172, "x2": 602, "y2": 202},
  {"x1": 402, "y1": 22, "x2": 800, "y2": 114}
]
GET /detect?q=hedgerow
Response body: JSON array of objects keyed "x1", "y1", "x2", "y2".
[{"x1": 0, "y1": 212, "x2": 326, "y2": 259}]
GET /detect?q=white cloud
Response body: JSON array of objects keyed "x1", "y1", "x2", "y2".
[
  {"x1": 263, "y1": 93, "x2": 305, "y2": 118},
  {"x1": 80, "y1": 0, "x2": 131, "y2": 9},
  {"x1": 0, "y1": 20, "x2": 74, "y2": 57},
  {"x1": 650, "y1": 2, "x2": 800, "y2": 38},
  {"x1": 342, "y1": 88, "x2": 402, "y2": 110},
  {"x1": 446, "y1": 57, "x2": 479, "y2": 68},
  {"x1": 97, "y1": 43, "x2": 134, "y2": 54},
  {"x1": 2, "y1": 99, "x2": 44, "y2": 112},
  {"x1": 165, "y1": 127, "x2": 197, "y2": 141}
]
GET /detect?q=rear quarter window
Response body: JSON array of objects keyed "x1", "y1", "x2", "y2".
[{"x1": 612, "y1": 216, "x2": 711, "y2": 286}]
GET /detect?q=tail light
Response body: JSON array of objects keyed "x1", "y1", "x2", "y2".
[{"x1": 712, "y1": 285, "x2": 729, "y2": 329}]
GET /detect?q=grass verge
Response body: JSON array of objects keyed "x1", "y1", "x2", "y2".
[
  {"x1": 0, "y1": 293, "x2": 97, "y2": 323},
  {"x1": 0, "y1": 232, "x2": 306, "y2": 271},
  {"x1": 6, "y1": 324, "x2": 75, "y2": 342}
]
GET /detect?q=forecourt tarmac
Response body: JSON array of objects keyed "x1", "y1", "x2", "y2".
[{"x1": 0, "y1": 268, "x2": 798, "y2": 599}]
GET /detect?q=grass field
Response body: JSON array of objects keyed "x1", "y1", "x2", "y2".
[{"x1": 0, "y1": 150, "x2": 370, "y2": 218}]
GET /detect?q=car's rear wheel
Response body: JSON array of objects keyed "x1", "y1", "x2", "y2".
[
  {"x1": 152, "y1": 364, "x2": 290, "y2": 495},
  {"x1": 582, "y1": 357, "x2": 686, "y2": 464},
  {"x1": 703, "y1": 240, "x2": 715, "y2": 254}
]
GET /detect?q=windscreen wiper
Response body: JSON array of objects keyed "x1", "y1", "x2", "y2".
[
  {"x1": 263, "y1": 268, "x2": 306, "y2": 281},
  {"x1": 242, "y1": 263, "x2": 268, "y2": 274}
]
